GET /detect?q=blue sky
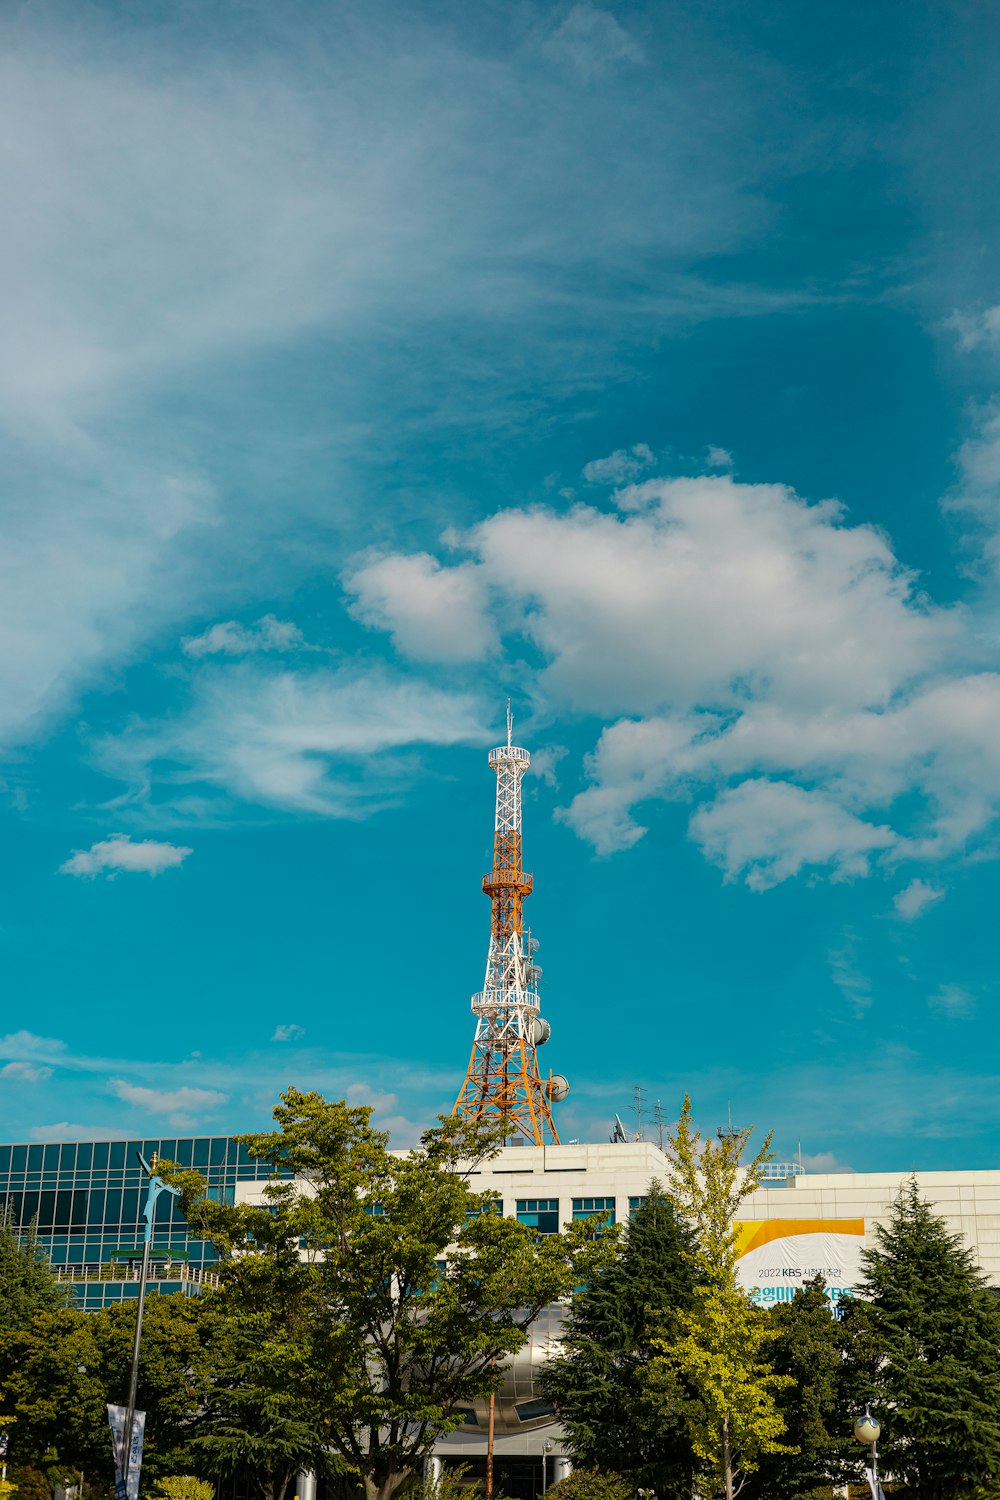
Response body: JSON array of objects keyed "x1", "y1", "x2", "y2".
[{"x1": 4, "y1": 0, "x2": 1000, "y2": 1169}]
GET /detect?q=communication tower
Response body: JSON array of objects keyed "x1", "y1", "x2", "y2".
[{"x1": 453, "y1": 704, "x2": 568, "y2": 1145}]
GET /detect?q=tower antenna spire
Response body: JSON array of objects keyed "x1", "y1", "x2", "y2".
[{"x1": 453, "y1": 705, "x2": 567, "y2": 1144}]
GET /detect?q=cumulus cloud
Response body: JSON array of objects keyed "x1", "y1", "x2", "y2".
[
  {"x1": 96, "y1": 664, "x2": 486, "y2": 815},
  {"x1": 182, "y1": 615, "x2": 305, "y2": 658},
  {"x1": 689, "y1": 780, "x2": 897, "y2": 889},
  {"x1": 355, "y1": 476, "x2": 1000, "y2": 884},
  {"x1": 0, "y1": 1061, "x2": 52, "y2": 1083},
  {"x1": 705, "y1": 445, "x2": 734, "y2": 469},
  {"x1": 582, "y1": 442, "x2": 655, "y2": 486},
  {"x1": 798, "y1": 1150, "x2": 855, "y2": 1174},
  {"x1": 59, "y1": 834, "x2": 193, "y2": 878},
  {"x1": 344, "y1": 553, "x2": 492, "y2": 663},
  {"x1": 272, "y1": 1023, "x2": 305, "y2": 1042},
  {"x1": 893, "y1": 878, "x2": 945, "y2": 921}
]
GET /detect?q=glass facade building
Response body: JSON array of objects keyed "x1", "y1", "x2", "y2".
[{"x1": 0, "y1": 1136, "x2": 273, "y2": 1310}]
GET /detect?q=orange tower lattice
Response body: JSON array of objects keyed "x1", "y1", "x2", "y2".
[{"x1": 453, "y1": 706, "x2": 567, "y2": 1144}]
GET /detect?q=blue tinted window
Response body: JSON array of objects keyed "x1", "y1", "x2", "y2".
[
  {"x1": 76, "y1": 1145, "x2": 93, "y2": 1171},
  {"x1": 628, "y1": 1196, "x2": 647, "y2": 1215},
  {"x1": 27, "y1": 1146, "x2": 43, "y2": 1172},
  {"x1": 0, "y1": 1148, "x2": 10, "y2": 1175},
  {"x1": 174, "y1": 1140, "x2": 193, "y2": 1166},
  {"x1": 193, "y1": 1141, "x2": 210, "y2": 1168},
  {"x1": 572, "y1": 1197, "x2": 615, "y2": 1222},
  {"x1": 11, "y1": 1145, "x2": 27, "y2": 1173},
  {"x1": 210, "y1": 1139, "x2": 228, "y2": 1166},
  {"x1": 516, "y1": 1199, "x2": 559, "y2": 1235},
  {"x1": 109, "y1": 1143, "x2": 126, "y2": 1170},
  {"x1": 92, "y1": 1143, "x2": 109, "y2": 1171}
]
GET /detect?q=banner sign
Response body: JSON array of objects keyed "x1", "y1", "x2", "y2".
[
  {"x1": 734, "y1": 1218, "x2": 865, "y2": 1311},
  {"x1": 107, "y1": 1405, "x2": 145, "y2": 1500}
]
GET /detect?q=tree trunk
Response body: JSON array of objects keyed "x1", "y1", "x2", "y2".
[
  {"x1": 367, "y1": 1469, "x2": 412, "y2": 1500},
  {"x1": 722, "y1": 1413, "x2": 733, "y2": 1500}
]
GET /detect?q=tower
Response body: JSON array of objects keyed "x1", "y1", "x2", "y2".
[{"x1": 453, "y1": 704, "x2": 568, "y2": 1145}]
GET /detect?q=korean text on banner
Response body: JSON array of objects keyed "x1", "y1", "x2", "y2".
[
  {"x1": 734, "y1": 1218, "x2": 865, "y2": 1310},
  {"x1": 107, "y1": 1405, "x2": 145, "y2": 1500}
]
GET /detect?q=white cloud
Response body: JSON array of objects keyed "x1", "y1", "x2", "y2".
[
  {"x1": 893, "y1": 878, "x2": 945, "y2": 921},
  {"x1": 108, "y1": 1079, "x2": 228, "y2": 1120},
  {"x1": 544, "y1": 6, "x2": 645, "y2": 80},
  {"x1": 0, "y1": 1030, "x2": 68, "y2": 1060},
  {"x1": 929, "y1": 983, "x2": 975, "y2": 1018},
  {"x1": 798, "y1": 1150, "x2": 854, "y2": 1174},
  {"x1": 96, "y1": 664, "x2": 486, "y2": 815},
  {"x1": 272, "y1": 1023, "x2": 305, "y2": 1042},
  {"x1": 705, "y1": 445, "x2": 734, "y2": 469},
  {"x1": 350, "y1": 476, "x2": 1000, "y2": 885},
  {"x1": 29, "y1": 1122, "x2": 128, "y2": 1142},
  {"x1": 182, "y1": 615, "x2": 305, "y2": 658},
  {"x1": 947, "y1": 305, "x2": 1000, "y2": 351},
  {"x1": 582, "y1": 443, "x2": 655, "y2": 486},
  {"x1": 0, "y1": 1061, "x2": 53, "y2": 1083},
  {"x1": 344, "y1": 553, "x2": 492, "y2": 664},
  {"x1": 59, "y1": 834, "x2": 193, "y2": 878},
  {"x1": 689, "y1": 780, "x2": 897, "y2": 890}
]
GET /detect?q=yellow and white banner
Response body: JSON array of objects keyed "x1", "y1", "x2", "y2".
[{"x1": 734, "y1": 1218, "x2": 865, "y2": 1310}]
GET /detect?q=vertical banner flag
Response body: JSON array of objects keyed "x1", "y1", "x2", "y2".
[
  {"x1": 734, "y1": 1218, "x2": 865, "y2": 1311},
  {"x1": 107, "y1": 1405, "x2": 146, "y2": 1500}
]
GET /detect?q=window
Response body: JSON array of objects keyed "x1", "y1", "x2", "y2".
[
  {"x1": 516, "y1": 1199, "x2": 559, "y2": 1235},
  {"x1": 6, "y1": 1189, "x2": 89, "y2": 1232},
  {"x1": 515, "y1": 1398, "x2": 554, "y2": 1422},
  {"x1": 628, "y1": 1195, "x2": 647, "y2": 1216},
  {"x1": 465, "y1": 1199, "x2": 502, "y2": 1219},
  {"x1": 363, "y1": 1202, "x2": 387, "y2": 1216},
  {"x1": 455, "y1": 1408, "x2": 479, "y2": 1426},
  {"x1": 572, "y1": 1197, "x2": 615, "y2": 1226}
]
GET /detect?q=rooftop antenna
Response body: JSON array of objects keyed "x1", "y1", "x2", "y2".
[
  {"x1": 717, "y1": 1100, "x2": 744, "y2": 1142},
  {"x1": 507, "y1": 697, "x2": 513, "y2": 750},
  {"x1": 610, "y1": 1114, "x2": 627, "y2": 1143},
  {"x1": 652, "y1": 1097, "x2": 666, "y2": 1151},
  {"x1": 632, "y1": 1084, "x2": 647, "y2": 1141}
]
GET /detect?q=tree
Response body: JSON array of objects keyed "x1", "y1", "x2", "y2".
[
  {"x1": 648, "y1": 1095, "x2": 791, "y2": 1500},
  {"x1": 543, "y1": 1469, "x2": 632, "y2": 1500},
  {"x1": 0, "y1": 1307, "x2": 108, "y2": 1477},
  {"x1": 839, "y1": 1178, "x2": 1000, "y2": 1500},
  {"x1": 167, "y1": 1089, "x2": 605, "y2": 1500},
  {"x1": 150, "y1": 1477, "x2": 216, "y2": 1500},
  {"x1": 0, "y1": 1212, "x2": 70, "y2": 1331},
  {"x1": 540, "y1": 1183, "x2": 699, "y2": 1498},
  {"x1": 742, "y1": 1277, "x2": 846, "y2": 1500}
]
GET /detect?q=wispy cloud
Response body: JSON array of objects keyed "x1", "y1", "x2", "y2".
[
  {"x1": 182, "y1": 615, "x2": 305, "y2": 658},
  {"x1": 59, "y1": 834, "x2": 193, "y2": 878},
  {"x1": 0, "y1": 1061, "x2": 53, "y2": 1083},
  {"x1": 582, "y1": 442, "x2": 655, "y2": 486},
  {"x1": 95, "y1": 664, "x2": 487, "y2": 817},
  {"x1": 272, "y1": 1024, "x2": 305, "y2": 1042},
  {"x1": 108, "y1": 1079, "x2": 229, "y2": 1127},
  {"x1": 928, "y1": 983, "x2": 975, "y2": 1018},
  {"x1": 893, "y1": 878, "x2": 945, "y2": 920}
]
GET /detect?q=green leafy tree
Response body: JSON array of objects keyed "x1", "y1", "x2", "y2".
[
  {"x1": 166, "y1": 1089, "x2": 605, "y2": 1500},
  {"x1": 649, "y1": 1095, "x2": 791, "y2": 1500},
  {"x1": 742, "y1": 1277, "x2": 846, "y2": 1500},
  {"x1": 0, "y1": 1308, "x2": 107, "y2": 1476},
  {"x1": 541, "y1": 1183, "x2": 698, "y2": 1498},
  {"x1": 839, "y1": 1178, "x2": 1000, "y2": 1500},
  {"x1": 150, "y1": 1477, "x2": 216, "y2": 1500},
  {"x1": 0, "y1": 1213, "x2": 70, "y2": 1331},
  {"x1": 543, "y1": 1469, "x2": 632, "y2": 1500}
]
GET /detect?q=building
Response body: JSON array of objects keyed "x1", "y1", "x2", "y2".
[{"x1": 0, "y1": 1135, "x2": 272, "y2": 1310}]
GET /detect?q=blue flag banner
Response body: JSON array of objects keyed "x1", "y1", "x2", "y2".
[{"x1": 107, "y1": 1405, "x2": 145, "y2": 1500}]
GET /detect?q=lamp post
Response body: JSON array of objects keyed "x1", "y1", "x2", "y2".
[
  {"x1": 114, "y1": 1152, "x2": 181, "y2": 1500},
  {"x1": 853, "y1": 1408, "x2": 884, "y2": 1500},
  {"x1": 541, "y1": 1441, "x2": 553, "y2": 1497}
]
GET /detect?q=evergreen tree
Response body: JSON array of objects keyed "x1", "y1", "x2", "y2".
[
  {"x1": 840, "y1": 1178, "x2": 1000, "y2": 1500},
  {"x1": 649, "y1": 1095, "x2": 791, "y2": 1500},
  {"x1": 0, "y1": 1212, "x2": 69, "y2": 1331},
  {"x1": 540, "y1": 1183, "x2": 699, "y2": 1499},
  {"x1": 742, "y1": 1278, "x2": 846, "y2": 1500}
]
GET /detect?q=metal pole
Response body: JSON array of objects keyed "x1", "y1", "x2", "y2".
[
  {"x1": 123, "y1": 1236, "x2": 151, "y2": 1488},
  {"x1": 486, "y1": 1356, "x2": 496, "y2": 1500}
]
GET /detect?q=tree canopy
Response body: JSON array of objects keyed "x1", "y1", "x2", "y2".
[
  {"x1": 540, "y1": 1182, "x2": 698, "y2": 1499},
  {"x1": 840, "y1": 1178, "x2": 1000, "y2": 1500},
  {"x1": 166, "y1": 1089, "x2": 607, "y2": 1500}
]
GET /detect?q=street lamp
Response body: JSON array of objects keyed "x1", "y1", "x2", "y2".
[
  {"x1": 541, "y1": 1441, "x2": 553, "y2": 1497},
  {"x1": 853, "y1": 1408, "x2": 884, "y2": 1500}
]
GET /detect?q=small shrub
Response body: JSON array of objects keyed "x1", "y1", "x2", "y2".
[
  {"x1": 149, "y1": 1478, "x2": 215, "y2": 1500},
  {"x1": 545, "y1": 1470, "x2": 632, "y2": 1500}
]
